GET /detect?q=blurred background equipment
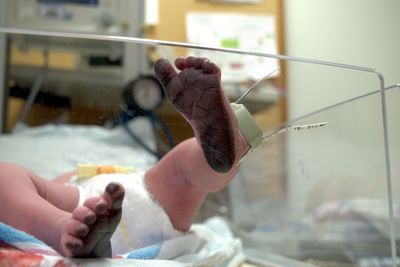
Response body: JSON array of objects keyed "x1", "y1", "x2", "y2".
[
  {"x1": 116, "y1": 75, "x2": 175, "y2": 159},
  {"x1": 4, "y1": 0, "x2": 148, "y2": 125}
]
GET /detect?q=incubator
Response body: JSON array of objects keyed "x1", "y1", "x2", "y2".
[{"x1": 0, "y1": 20, "x2": 398, "y2": 267}]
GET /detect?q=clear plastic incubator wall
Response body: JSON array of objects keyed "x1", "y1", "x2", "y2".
[{"x1": 0, "y1": 8, "x2": 399, "y2": 267}]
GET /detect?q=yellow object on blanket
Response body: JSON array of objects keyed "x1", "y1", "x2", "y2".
[{"x1": 76, "y1": 163, "x2": 136, "y2": 179}]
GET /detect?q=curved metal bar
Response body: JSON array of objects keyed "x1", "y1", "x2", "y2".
[
  {"x1": 286, "y1": 84, "x2": 398, "y2": 124},
  {"x1": 0, "y1": 27, "x2": 377, "y2": 73},
  {"x1": 235, "y1": 67, "x2": 280, "y2": 104}
]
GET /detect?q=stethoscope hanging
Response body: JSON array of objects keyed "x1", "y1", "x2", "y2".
[{"x1": 120, "y1": 75, "x2": 175, "y2": 160}]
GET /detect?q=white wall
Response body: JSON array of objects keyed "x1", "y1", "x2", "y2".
[
  {"x1": 283, "y1": 0, "x2": 400, "y2": 214},
  {"x1": 284, "y1": 0, "x2": 400, "y2": 118}
]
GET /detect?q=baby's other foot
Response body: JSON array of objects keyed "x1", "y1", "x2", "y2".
[
  {"x1": 60, "y1": 182, "x2": 125, "y2": 258},
  {"x1": 155, "y1": 56, "x2": 238, "y2": 173}
]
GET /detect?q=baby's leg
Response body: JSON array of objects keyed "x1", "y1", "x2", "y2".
[
  {"x1": 147, "y1": 57, "x2": 248, "y2": 231},
  {"x1": 0, "y1": 162, "x2": 124, "y2": 257}
]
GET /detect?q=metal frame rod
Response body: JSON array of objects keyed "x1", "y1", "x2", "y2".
[
  {"x1": 235, "y1": 66, "x2": 280, "y2": 104},
  {"x1": 16, "y1": 50, "x2": 48, "y2": 125},
  {"x1": 378, "y1": 79, "x2": 396, "y2": 267},
  {"x1": 0, "y1": 27, "x2": 378, "y2": 73},
  {"x1": 288, "y1": 84, "x2": 399, "y2": 124}
]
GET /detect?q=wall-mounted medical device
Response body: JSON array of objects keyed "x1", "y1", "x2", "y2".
[
  {"x1": 9, "y1": 0, "x2": 134, "y2": 34},
  {"x1": 6, "y1": 0, "x2": 148, "y2": 95}
]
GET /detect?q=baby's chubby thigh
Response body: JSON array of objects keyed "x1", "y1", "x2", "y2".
[{"x1": 70, "y1": 172, "x2": 182, "y2": 256}]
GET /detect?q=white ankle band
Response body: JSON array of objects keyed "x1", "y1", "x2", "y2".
[{"x1": 230, "y1": 103, "x2": 262, "y2": 150}]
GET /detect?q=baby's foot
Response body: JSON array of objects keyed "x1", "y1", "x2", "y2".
[
  {"x1": 155, "y1": 56, "x2": 239, "y2": 173},
  {"x1": 59, "y1": 182, "x2": 125, "y2": 257}
]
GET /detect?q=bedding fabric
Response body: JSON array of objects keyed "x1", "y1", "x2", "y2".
[
  {"x1": 0, "y1": 216, "x2": 245, "y2": 267},
  {"x1": 0, "y1": 119, "x2": 158, "y2": 179}
]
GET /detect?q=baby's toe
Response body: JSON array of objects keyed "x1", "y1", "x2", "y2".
[
  {"x1": 185, "y1": 56, "x2": 197, "y2": 68},
  {"x1": 83, "y1": 197, "x2": 107, "y2": 215},
  {"x1": 65, "y1": 219, "x2": 89, "y2": 237},
  {"x1": 61, "y1": 234, "x2": 84, "y2": 257},
  {"x1": 192, "y1": 57, "x2": 206, "y2": 69},
  {"x1": 202, "y1": 60, "x2": 218, "y2": 74},
  {"x1": 175, "y1": 57, "x2": 187, "y2": 70},
  {"x1": 72, "y1": 206, "x2": 96, "y2": 225},
  {"x1": 105, "y1": 182, "x2": 124, "y2": 199},
  {"x1": 155, "y1": 58, "x2": 177, "y2": 81},
  {"x1": 104, "y1": 182, "x2": 125, "y2": 210}
]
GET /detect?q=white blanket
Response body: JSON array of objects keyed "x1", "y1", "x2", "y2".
[{"x1": 0, "y1": 119, "x2": 157, "y2": 179}]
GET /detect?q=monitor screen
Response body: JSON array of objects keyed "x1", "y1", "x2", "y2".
[{"x1": 37, "y1": 0, "x2": 98, "y2": 6}]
